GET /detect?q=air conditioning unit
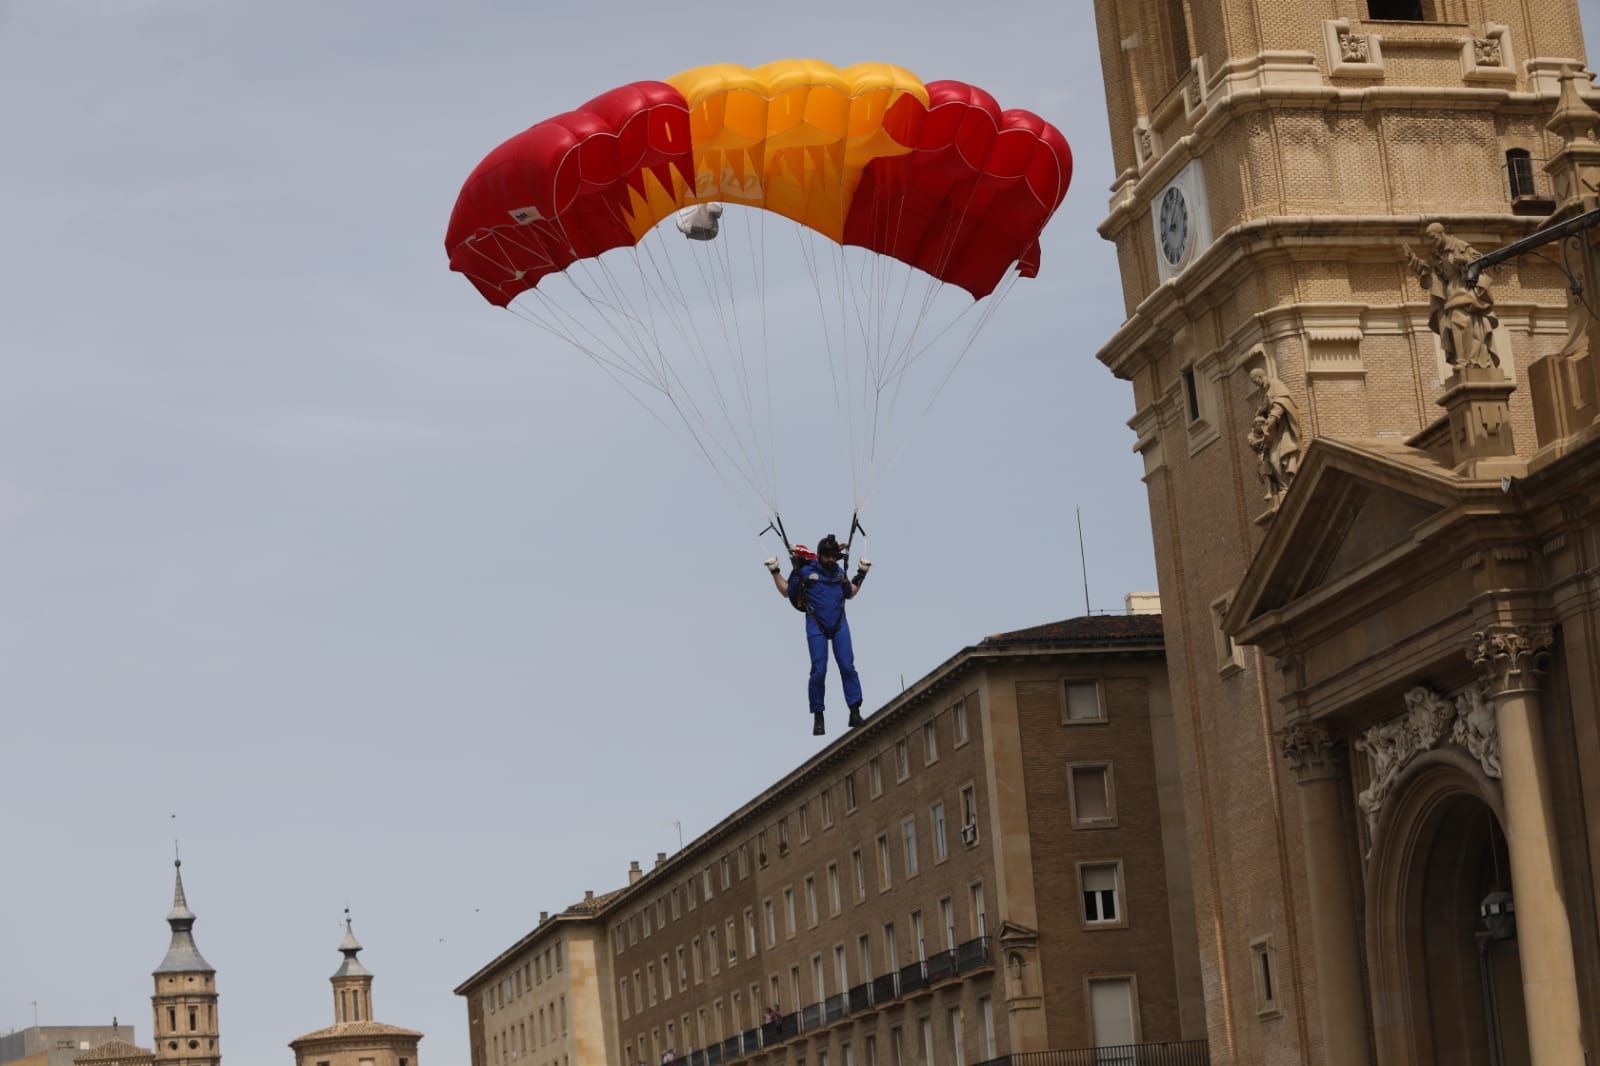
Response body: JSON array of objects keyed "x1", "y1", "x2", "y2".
[{"x1": 960, "y1": 821, "x2": 979, "y2": 846}]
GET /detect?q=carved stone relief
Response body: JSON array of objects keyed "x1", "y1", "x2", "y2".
[
  {"x1": 1354, "y1": 683, "x2": 1502, "y2": 850},
  {"x1": 1339, "y1": 31, "x2": 1369, "y2": 64},
  {"x1": 1473, "y1": 38, "x2": 1503, "y2": 67}
]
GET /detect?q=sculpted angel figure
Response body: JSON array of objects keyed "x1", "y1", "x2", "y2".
[
  {"x1": 1247, "y1": 366, "x2": 1303, "y2": 505},
  {"x1": 1404, "y1": 222, "x2": 1500, "y2": 370}
]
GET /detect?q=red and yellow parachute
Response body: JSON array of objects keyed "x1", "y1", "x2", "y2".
[
  {"x1": 445, "y1": 60, "x2": 1072, "y2": 524},
  {"x1": 447, "y1": 60, "x2": 1071, "y2": 303}
]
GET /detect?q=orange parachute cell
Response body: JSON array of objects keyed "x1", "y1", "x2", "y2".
[{"x1": 445, "y1": 59, "x2": 1072, "y2": 305}]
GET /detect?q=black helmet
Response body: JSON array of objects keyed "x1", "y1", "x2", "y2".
[{"x1": 816, "y1": 534, "x2": 842, "y2": 558}]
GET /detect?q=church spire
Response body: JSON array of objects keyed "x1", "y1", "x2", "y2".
[
  {"x1": 155, "y1": 859, "x2": 213, "y2": 975},
  {"x1": 331, "y1": 909, "x2": 374, "y2": 1024}
]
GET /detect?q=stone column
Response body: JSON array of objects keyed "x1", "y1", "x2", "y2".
[
  {"x1": 1281, "y1": 723, "x2": 1371, "y2": 1066},
  {"x1": 1469, "y1": 626, "x2": 1586, "y2": 1064}
]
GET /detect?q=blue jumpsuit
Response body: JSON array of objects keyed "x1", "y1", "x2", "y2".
[{"x1": 791, "y1": 560, "x2": 863, "y2": 714}]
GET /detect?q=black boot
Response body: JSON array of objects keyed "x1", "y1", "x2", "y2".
[
  {"x1": 848, "y1": 704, "x2": 864, "y2": 728},
  {"x1": 813, "y1": 712, "x2": 826, "y2": 736}
]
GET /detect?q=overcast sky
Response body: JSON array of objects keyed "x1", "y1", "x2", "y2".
[{"x1": 5, "y1": 4, "x2": 1595, "y2": 1066}]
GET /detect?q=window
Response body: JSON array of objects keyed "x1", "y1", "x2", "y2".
[
  {"x1": 738, "y1": 844, "x2": 751, "y2": 879},
  {"x1": 970, "y1": 882, "x2": 987, "y2": 938},
  {"x1": 827, "y1": 862, "x2": 842, "y2": 914},
  {"x1": 692, "y1": 937, "x2": 704, "y2": 982},
  {"x1": 821, "y1": 789, "x2": 834, "y2": 827},
  {"x1": 648, "y1": 963, "x2": 659, "y2": 1004},
  {"x1": 979, "y1": 998, "x2": 995, "y2": 1060},
  {"x1": 895, "y1": 738, "x2": 910, "y2": 781},
  {"x1": 1367, "y1": 0, "x2": 1424, "y2": 18},
  {"x1": 687, "y1": 878, "x2": 697, "y2": 911},
  {"x1": 702, "y1": 866, "x2": 714, "y2": 900},
  {"x1": 629, "y1": 916, "x2": 639, "y2": 945},
  {"x1": 919, "y1": 1018, "x2": 934, "y2": 1066},
  {"x1": 1081, "y1": 863, "x2": 1121, "y2": 925},
  {"x1": 764, "y1": 898, "x2": 777, "y2": 946},
  {"x1": 676, "y1": 945, "x2": 688, "y2": 991},
  {"x1": 876, "y1": 833, "x2": 893, "y2": 890},
  {"x1": 922, "y1": 720, "x2": 939, "y2": 765},
  {"x1": 939, "y1": 897, "x2": 955, "y2": 950},
  {"x1": 812, "y1": 954, "x2": 826, "y2": 1000},
  {"x1": 1070, "y1": 765, "x2": 1114, "y2": 826},
  {"x1": 1164, "y1": 0, "x2": 1190, "y2": 80},
  {"x1": 784, "y1": 887, "x2": 797, "y2": 936},
  {"x1": 746, "y1": 908, "x2": 758, "y2": 956},
  {"x1": 890, "y1": 1027, "x2": 905, "y2": 1066},
  {"x1": 1507, "y1": 148, "x2": 1537, "y2": 200},
  {"x1": 799, "y1": 803, "x2": 811, "y2": 841},
  {"x1": 960, "y1": 785, "x2": 978, "y2": 846},
  {"x1": 721, "y1": 857, "x2": 732, "y2": 890},
  {"x1": 953, "y1": 698, "x2": 969, "y2": 746},
  {"x1": 1251, "y1": 936, "x2": 1280, "y2": 1017},
  {"x1": 778, "y1": 818, "x2": 790, "y2": 854},
  {"x1": 858, "y1": 934, "x2": 872, "y2": 980},
  {"x1": 948, "y1": 1007, "x2": 965, "y2": 1066},
  {"x1": 883, "y1": 922, "x2": 898, "y2": 971},
  {"x1": 790, "y1": 965, "x2": 803, "y2": 1012},
  {"x1": 865, "y1": 1035, "x2": 877, "y2": 1066},
  {"x1": 1181, "y1": 366, "x2": 1200, "y2": 423},
  {"x1": 709, "y1": 928, "x2": 721, "y2": 974},
  {"x1": 655, "y1": 898, "x2": 666, "y2": 929},
  {"x1": 869, "y1": 757, "x2": 883, "y2": 797},
  {"x1": 1064, "y1": 681, "x2": 1104, "y2": 722},
  {"x1": 726, "y1": 918, "x2": 739, "y2": 964},
  {"x1": 634, "y1": 969, "x2": 644, "y2": 1011},
  {"x1": 902, "y1": 817, "x2": 920, "y2": 877},
  {"x1": 620, "y1": 978, "x2": 631, "y2": 1020},
  {"x1": 1088, "y1": 978, "x2": 1137, "y2": 1048},
  {"x1": 671, "y1": 888, "x2": 682, "y2": 919},
  {"x1": 844, "y1": 773, "x2": 858, "y2": 812},
  {"x1": 931, "y1": 802, "x2": 948, "y2": 862},
  {"x1": 911, "y1": 909, "x2": 926, "y2": 961},
  {"x1": 805, "y1": 875, "x2": 819, "y2": 926},
  {"x1": 852, "y1": 848, "x2": 867, "y2": 901},
  {"x1": 643, "y1": 907, "x2": 653, "y2": 938},
  {"x1": 1211, "y1": 595, "x2": 1244, "y2": 674}
]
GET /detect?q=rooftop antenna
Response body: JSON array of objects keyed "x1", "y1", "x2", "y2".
[
  {"x1": 673, "y1": 821, "x2": 683, "y2": 850},
  {"x1": 1076, "y1": 507, "x2": 1091, "y2": 615},
  {"x1": 31, "y1": 1002, "x2": 38, "y2": 1028}
]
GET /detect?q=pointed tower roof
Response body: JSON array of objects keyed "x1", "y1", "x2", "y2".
[
  {"x1": 332, "y1": 909, "x2": 371, "y2": 979},
  {"x1": 154, "y1": 859, "x2": 214, "y2": 974}
]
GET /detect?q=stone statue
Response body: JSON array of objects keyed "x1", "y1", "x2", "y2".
[
  {"x1": 1404, "y1": 222, "x2": 1500, "y2": 370},
  {"x1": 1247, "y1": 366, "x2": 1303, "y2": 506}
]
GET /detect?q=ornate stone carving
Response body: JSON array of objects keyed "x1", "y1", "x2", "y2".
[
  {"x1": 1338, "y1": 31, "x2": 1369, "y2": 64},
  {"x1": 1136, "y1": 126, "x2": 1153, "y2": 160},
  {"x1": 1404, "y1": 223, "x2": 1501, "y2": 370},
  {"x1": 1281, "y1": 721, "x2": 1344, "y2": 782},
  {"x1": 1474, "y1": 38, "x2": 1504, "y2": 67},
  {"x1": 1469, "y1": 625, "x2": 1553, "y2": 695},
  {"x1": 1247, "y1": 366, "x2": 1303, "y2": 507},
  {"x1": 1355, "y1": 684, "x2": 1502, "y2": 848}
]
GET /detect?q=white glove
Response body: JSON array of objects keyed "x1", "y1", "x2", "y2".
[
  {"x1": 858, "y1": 559, "x2": 872, "y2": 572},
  {"x1": 764, "y1": 558, "x2": 781, "y2": 574}
]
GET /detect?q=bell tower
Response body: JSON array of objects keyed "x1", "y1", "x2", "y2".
[
  {"x1": 150, "y1": 859, "x2": 220, "y2": 1066},
  {"x1": 1089, "y1": 2, "x2": 1592, "y2": 1064}
]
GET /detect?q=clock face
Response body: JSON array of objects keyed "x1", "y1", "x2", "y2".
[{"x1": 1159, "y1": 185, "x2": 1189, "y2": 267}]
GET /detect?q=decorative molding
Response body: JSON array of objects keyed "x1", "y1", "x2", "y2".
[
  {"x1": 1324, "y1": 19, "x2": 1384, "y2": 79},
  {"x1": 1355, "y1": 684, "x2": 1501, "y2": 849},
  {"x1": 1461, "y1": 23, "x2": 1516, "y2": 84},
  {"x1": 1280, "y1": 721, "x2": 1343, "y2": 783},
  {"x1": 1133, "y1": 119, "x2": 1157, "y2": 169},
  {"x1": 1468, "y1": 625, "x2": 1553, "y2": 696}
]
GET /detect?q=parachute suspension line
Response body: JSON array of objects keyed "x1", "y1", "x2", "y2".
[
  {"x1": 749, "y1": 201, "x2": 779, "y2": 512},
  {"x1": 709, "y1": 208, "x2": 768, "y2": 509}
]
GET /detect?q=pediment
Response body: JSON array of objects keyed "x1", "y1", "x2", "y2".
[{"x1": 1230, "y1": 440, "x2": 1458, "y2": 631}]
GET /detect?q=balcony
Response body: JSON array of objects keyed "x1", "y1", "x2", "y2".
[
  {"x1": 976, "y1": 1042, "x2": 1211, "y2": 1066},
  {"x1": 669, "y1": 936, "x2": 995, "y2": 1065}
]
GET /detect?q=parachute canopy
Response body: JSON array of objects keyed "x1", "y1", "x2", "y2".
[{"x1": 446, "y1": 59, "x2": 1072, "y2": 305}]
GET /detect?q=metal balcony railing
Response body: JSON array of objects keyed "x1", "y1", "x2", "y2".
[
  {"x1": 925, "y1": 947, "x2": 958, "y2": 984},
  {"x1": 990, "y1": 1041, "x2": 1212, "y2": 1066},
  {"x1": 668, "y1": 936, "x2": 1004, "y2": 1066}
]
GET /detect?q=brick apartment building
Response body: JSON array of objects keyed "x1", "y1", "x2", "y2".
[{"x1": 459, "y1": 605, "x2": 1206, "y2": 1066}]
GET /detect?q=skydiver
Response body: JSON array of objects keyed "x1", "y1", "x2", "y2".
[{"x1": 765, "y1": 535, "x2": 872, "y2": 736}]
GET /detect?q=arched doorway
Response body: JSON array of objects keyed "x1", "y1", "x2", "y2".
[{"x1": 1367, "y1": 753, "x2": 1529, "y2": 1066}]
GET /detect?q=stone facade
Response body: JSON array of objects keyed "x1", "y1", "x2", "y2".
[
  {"x1": 150, "y1": 862, "x2": 220, "y2": 1066},
  {"x1": 460, "y1": 613, "x2": 1205, "y2": 1066},
  {"x1": 1091, "y1": 2, "x2": 1600, "y2": 1064},
  {"x1": 456, "y1": 891, "x2": 623, "y2": 1066}
]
